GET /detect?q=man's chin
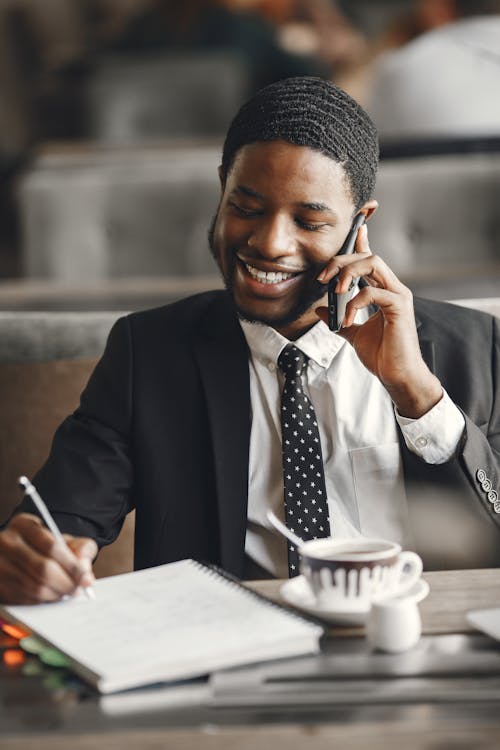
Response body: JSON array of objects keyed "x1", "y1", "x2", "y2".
[
  {"x1": 234, "y1": 306, "x2": 283, "y2": 328},
  {"x1": 230, "y1": 289, "x2": 296, "y2": 329},
  {"x1": 215, "y1": 254, "x2": 327, "y2": 331},
  {"x1": 233, "y1": 294, "x2": 324, "y2": 332}
]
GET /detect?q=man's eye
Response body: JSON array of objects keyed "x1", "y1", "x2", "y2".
[
  {"x1": 296, "y1": 219, "x2": 327, "y2": 231},
  {"x1": 229, "y1": 202, "x2": 260, "y2": 217}
]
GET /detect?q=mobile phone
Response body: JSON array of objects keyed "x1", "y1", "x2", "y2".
[{"x1": 328, "y1": 213, "x2": 366, "y2": 332}]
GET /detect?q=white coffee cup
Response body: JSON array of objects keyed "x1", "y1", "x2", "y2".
[{"x1": 299, "y1": 537, "x2": 423, "y2": 611}]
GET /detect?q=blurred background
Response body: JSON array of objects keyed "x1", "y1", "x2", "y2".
[
  {"x1": 0, "y1": 0, "x2": 499, "y2": 311},
  {"x1": 1, "y1": 0, "x2": 499, "y2": 568}
]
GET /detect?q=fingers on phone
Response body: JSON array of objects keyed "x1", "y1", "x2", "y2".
[
  {"x1": 317, "y1": 260, "x2": 339, "y2": 284},
  {"x1": 342, "y1": 281, "x2": 413, "y2": 328},
  {"x1": 318, "y1": 223, "x2": 369, "y2": 285},
  {"x1": 339, "y1": 255, "x2": 406, "y2": 294},
  {"x1": 356, "y1": 223, "x2": 369, "y2": 253}
]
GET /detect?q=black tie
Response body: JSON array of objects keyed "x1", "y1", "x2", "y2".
[{"x1": 278, "y1": 344, "x2": 331, "y2": 577}]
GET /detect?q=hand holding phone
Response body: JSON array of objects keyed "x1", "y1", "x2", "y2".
[{"x1": 328, "y1": 213, "x2": 366, "y2": 332}]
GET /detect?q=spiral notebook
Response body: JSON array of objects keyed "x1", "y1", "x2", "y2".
[{"x1": 0, "y1": 559, "x2": 322, "y2": 694}]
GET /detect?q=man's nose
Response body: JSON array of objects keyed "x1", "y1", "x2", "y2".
[{"x1": 248, "y1": 215, "x2": 296, "y2": 258}]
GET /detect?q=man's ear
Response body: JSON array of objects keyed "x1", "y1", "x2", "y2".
[{"x1": 359, "y1": 198, "x2": 378, "y2": 221}]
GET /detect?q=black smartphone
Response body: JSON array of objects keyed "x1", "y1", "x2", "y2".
[{"x1": 328, "y1": 213, "x2": 366, "y2": 332}]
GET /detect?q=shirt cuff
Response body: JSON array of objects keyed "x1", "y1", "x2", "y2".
[{"x1": 395, "y1": 389, "x2": 465, "y2": 464}]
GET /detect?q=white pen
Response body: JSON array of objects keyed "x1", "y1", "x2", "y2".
[{"x1": 18, "y1": 475, "x2": 95, "y2": 601}]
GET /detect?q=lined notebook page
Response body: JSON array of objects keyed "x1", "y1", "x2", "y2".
[{"x1": 1, "y1": 559, "x2": 322, "y2": 693}]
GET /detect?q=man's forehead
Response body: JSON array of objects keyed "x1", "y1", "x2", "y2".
[
  {"x1": 230, "y1": 139, "x2": 343, "y2": 166},
  {"x1": 225, "y1": 140, "x2": 352, "y2": 203}
]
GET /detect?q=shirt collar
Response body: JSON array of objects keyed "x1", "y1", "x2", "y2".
[{"x1": 240, "y1": 317, "x2": 347, "y2": 370}]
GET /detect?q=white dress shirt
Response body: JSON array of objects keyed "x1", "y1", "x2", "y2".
[{"x1": 240, "y1": 317, "x2": 465, "y2": 578}]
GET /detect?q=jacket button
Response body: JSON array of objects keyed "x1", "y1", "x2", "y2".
[
  {"x1": 482, "y1": 479, "x2": 493, "y2": 492},
  {"x1": 488, "y1": 490, "x2": 499, "y2": 504},
  {"x1": 477, "y1": 469, "x2": 487, "y2": 483},
  {"x1": 494, "y1": 501, "x2": 500, "y2": 514}
]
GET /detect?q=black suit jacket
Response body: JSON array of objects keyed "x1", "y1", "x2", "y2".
[{"x1": 27, "y1": 292, "x2": 500, "y2": 575}]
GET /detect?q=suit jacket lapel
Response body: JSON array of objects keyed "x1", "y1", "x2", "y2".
[
  {"x1": 415, "y1": 310, "x2": 436, "y2": 373},
  {"x1": 193, "y1": 294, "x2": 250, "y2": 577}
]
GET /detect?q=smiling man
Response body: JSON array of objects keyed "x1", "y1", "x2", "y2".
[
  {"x1": 213, "y1": 141, "x2": 361, "y2": 338},
  {"x1": 1, "y1": 77, "x2": 499, "y2": 603}
]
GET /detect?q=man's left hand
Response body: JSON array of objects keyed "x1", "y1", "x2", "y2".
[{"x1": 316, "y1": 224, "x2": 443, "y2": 419}]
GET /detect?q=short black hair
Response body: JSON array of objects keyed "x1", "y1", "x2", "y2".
[{"x1": 221, "y1": 76, "x2": 379, "y2": 210}]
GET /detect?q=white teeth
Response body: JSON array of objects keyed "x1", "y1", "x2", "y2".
[{"x1": 244, "y1": 263, "x2": 296, "y2": 284}]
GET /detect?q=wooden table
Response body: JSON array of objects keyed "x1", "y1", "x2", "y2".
[
  {"x1": 1, "y1": 569, "x2": 500, "y2": 750},
  {"x1": 248, "y1": 568, "x2": 500, "y2": 635}
]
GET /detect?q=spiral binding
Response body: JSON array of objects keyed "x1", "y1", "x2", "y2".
[{"x1": 190, "y1": 559, "x2": 325, "y2": 630}]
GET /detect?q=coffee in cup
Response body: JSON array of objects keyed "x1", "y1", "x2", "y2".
[{"x1": 299, "y1": 537, "x2": 423, "y2": 611}]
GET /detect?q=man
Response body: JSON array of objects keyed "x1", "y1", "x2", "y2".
[
  {"x1": 367, "y1": 2, "x2": 500, "y2": 141},
  {"x1": 1, "y1": 77, "x2": 499, "y2": 604}
]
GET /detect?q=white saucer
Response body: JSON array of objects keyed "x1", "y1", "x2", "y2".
[{"x1": 280, "y1": 576, "x2": 429, "y2": 627}]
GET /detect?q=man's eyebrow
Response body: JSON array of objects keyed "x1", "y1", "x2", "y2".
[
  {"x1": 231, "y1": 187, "x2": 338, "y2": 217},
  {"x1": 232, "y1": 185, "x2": 264, "y2": 199},
  {"x1": 299, "y1": 201, "x2": 335, "y2": 214}
]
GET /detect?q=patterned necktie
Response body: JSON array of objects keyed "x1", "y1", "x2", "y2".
[{"x1": 278, "y1": 344, "x2": 331, "y2": 577}]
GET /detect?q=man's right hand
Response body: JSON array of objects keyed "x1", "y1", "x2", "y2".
[{"x1": 0, "y1": 513, "x2": 97, "y2": 604}]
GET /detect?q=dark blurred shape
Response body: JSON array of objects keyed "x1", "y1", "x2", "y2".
[
  {"x1": 0, "y1": 6, "x2": 39, "y2": 277},
  {"x1": 0, "y1": 7, "x2": 37, "y2": 165},
  {"x1": 273, "y1": 0, "x2": 367, "y2": 76},
  {"x1": 103, "y1": 0, "x2": 328, "y2": 92},
  {"x1": 379, "y1": 135, "x2": 500, "y2": 159}
]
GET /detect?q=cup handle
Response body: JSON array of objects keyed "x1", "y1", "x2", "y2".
[{"x1": 395, "y1": 551, "x2": 423, "y2": 595}]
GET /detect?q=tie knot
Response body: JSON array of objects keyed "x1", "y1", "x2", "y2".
[{"x1": 278, "y1": 344, "x2": 308, "y2": 377}]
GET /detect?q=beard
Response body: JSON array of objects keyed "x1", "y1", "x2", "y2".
[{"x1": 208, "y1": 213, "x2": 327, "y2": 331}]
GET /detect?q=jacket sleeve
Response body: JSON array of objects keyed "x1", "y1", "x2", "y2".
[
  {"x1": 459, "y1": 326, "x2": 500, "y2": 525},
  {"x1": 13, "y1": 316, "x2": 135, "y2": 547},
  {"x1": 403, "y1": 310, "x2": 500, "y2": 535}
]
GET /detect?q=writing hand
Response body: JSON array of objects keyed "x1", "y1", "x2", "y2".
[
  {"x1": 316, "y1": 224, "x2": 442, "y2": 418},
  {"x1": 0, "y1": 513, "x2": 97, "y2": 604}
]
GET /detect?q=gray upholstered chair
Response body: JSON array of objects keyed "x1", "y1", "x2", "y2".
[
  {"x1": 368, "y1": 152, "x2": 500, "y2": 285},
  {"x1": 84, "y1": 52, "x2": 249, "y2": 141},
  {"x1": 0, "y1": 311, "x2": 134, "y2": 578},
  {"x1": 18, "y1": 148, "x2": 500, "y2": 302},
  {"x1": 19, "y1": 144, "x2": 221, "y2": 281}
]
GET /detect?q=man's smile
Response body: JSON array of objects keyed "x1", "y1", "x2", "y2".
[
  {"x1": 234, "y1": 255, "x2": 309, "y2": 298},
  {"x1": 244, "y1": 262, "x2": 296, "y2": 284}
]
